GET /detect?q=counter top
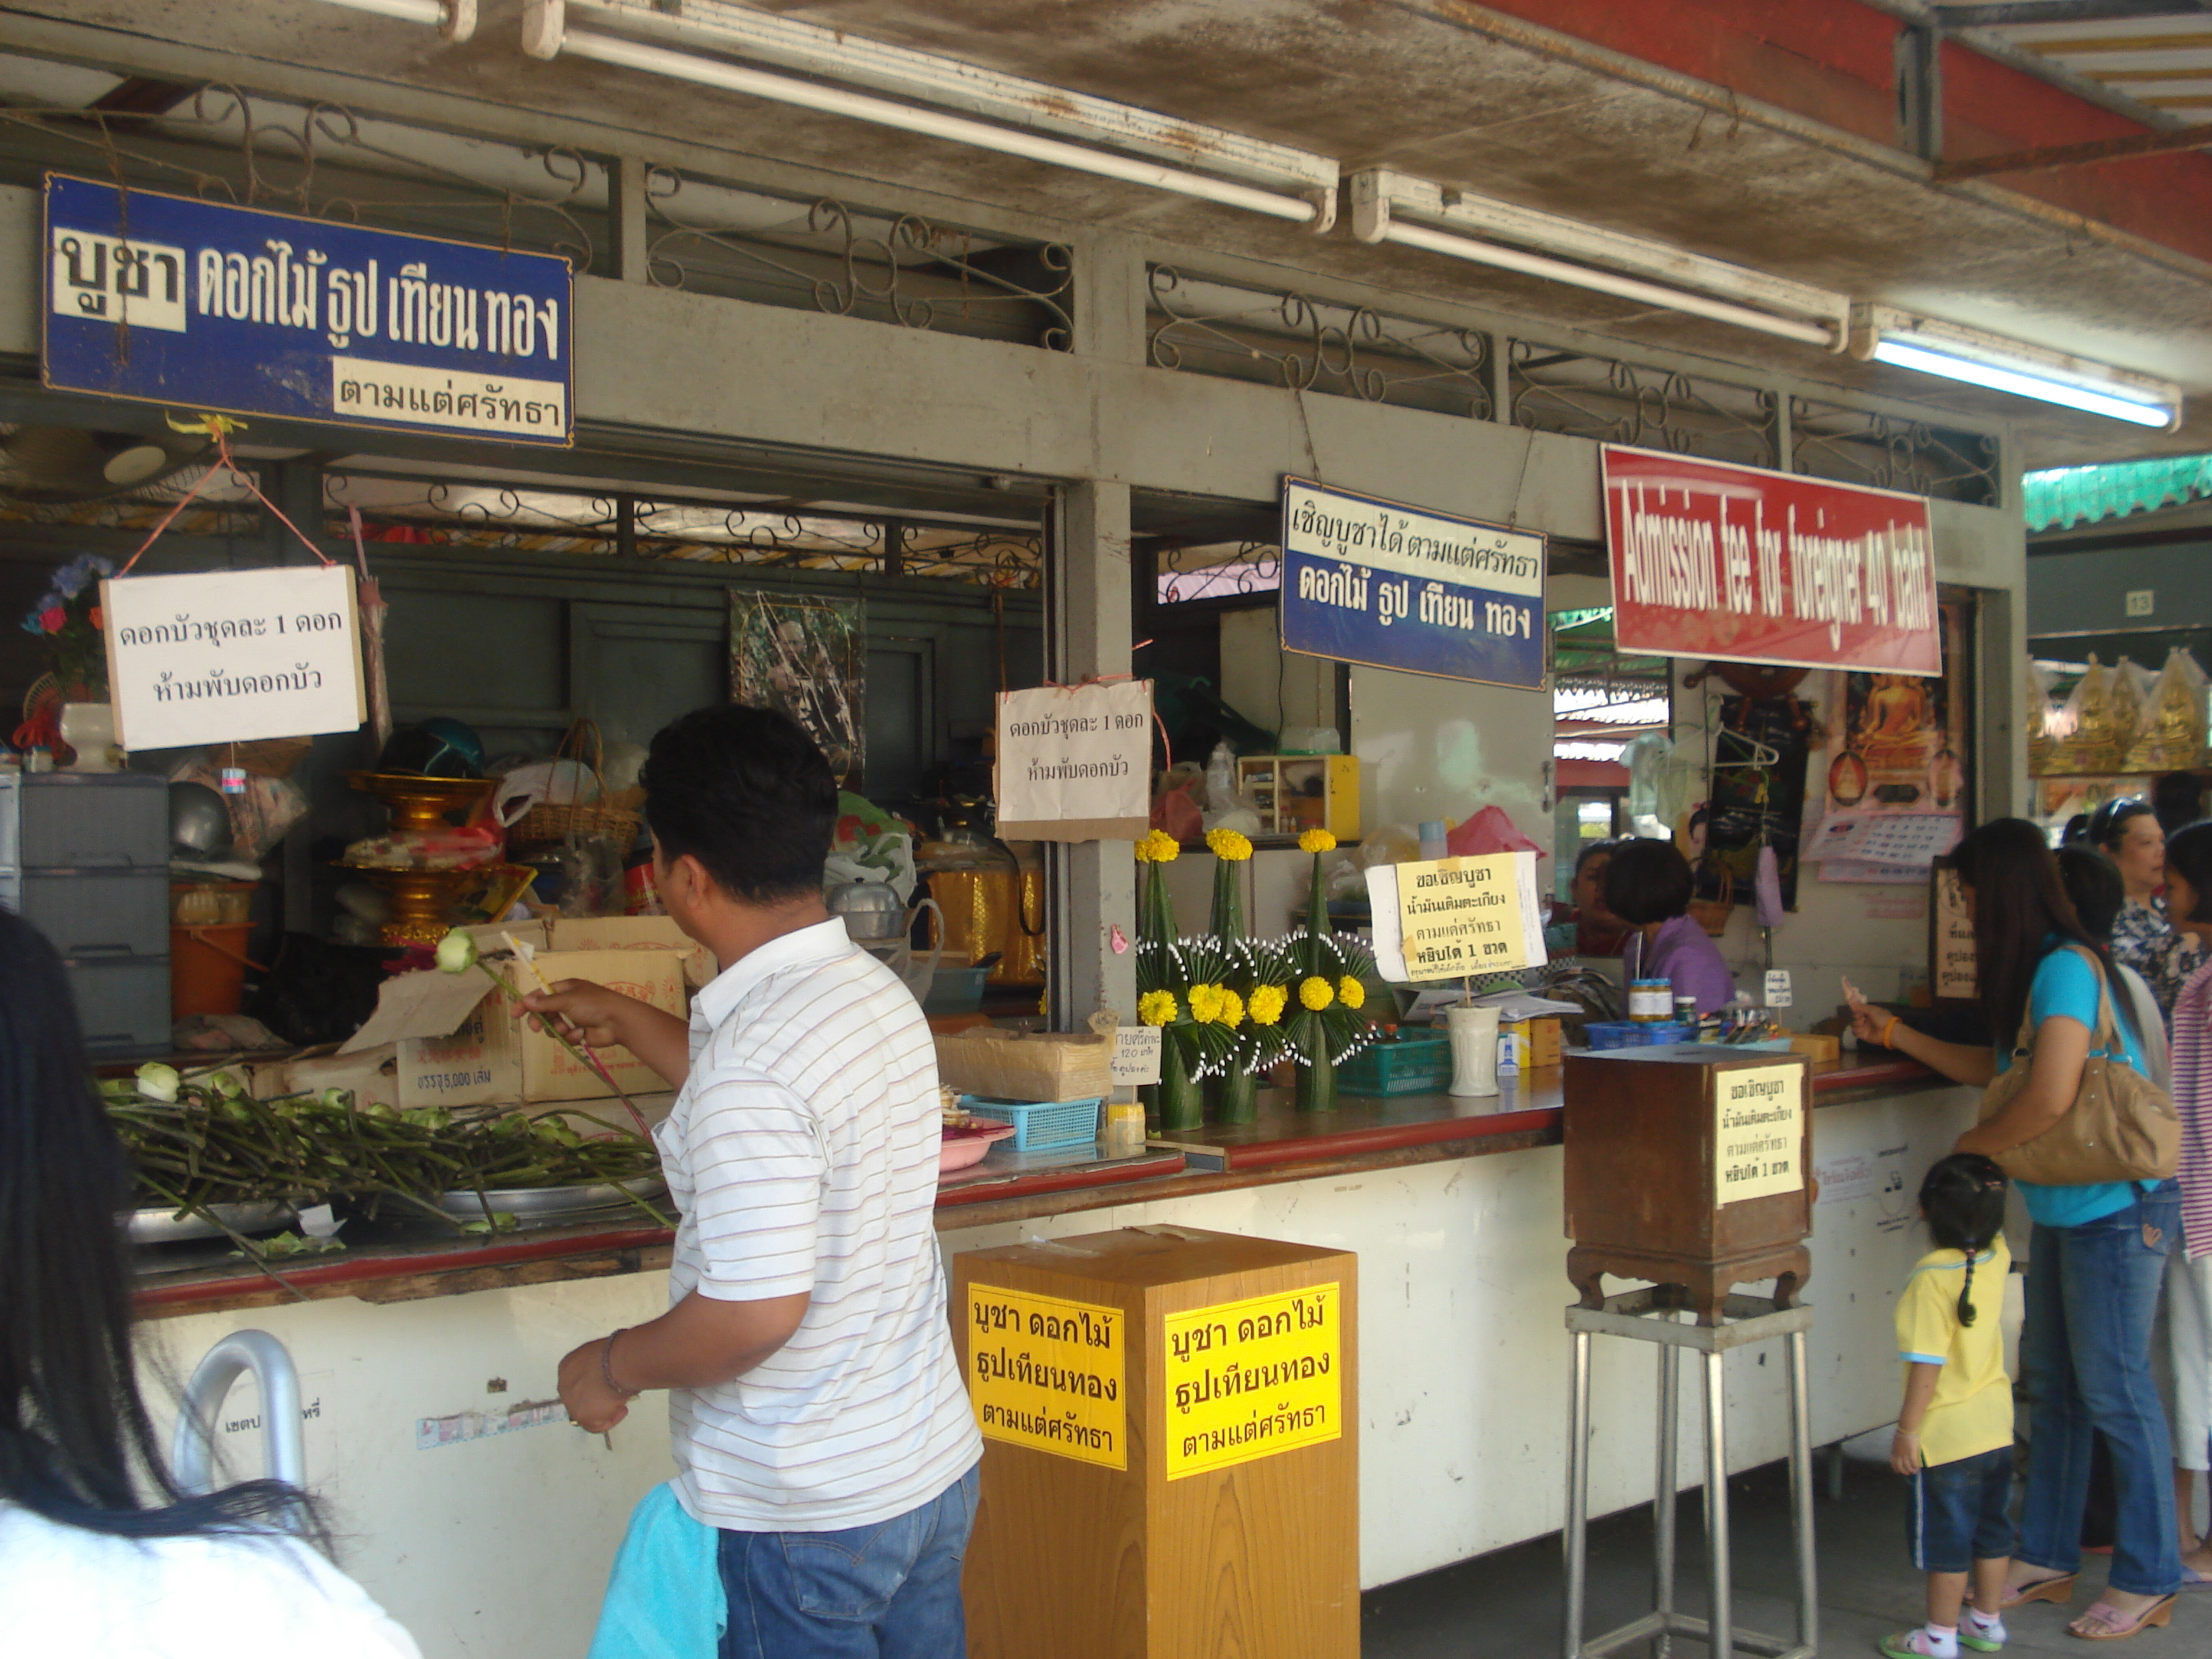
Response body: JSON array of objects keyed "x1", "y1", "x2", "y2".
[{"x1": 135, "y1": 1055, "x2": 1950, "y2": 1318}]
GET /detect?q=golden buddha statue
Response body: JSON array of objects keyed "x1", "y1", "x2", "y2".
[
  {"x1": 2054, "y1": 657, "x2": 2125, "y2": 775},
  {"x1": 2123, "y1": 649, "x2": 2210, "y2": 771}
]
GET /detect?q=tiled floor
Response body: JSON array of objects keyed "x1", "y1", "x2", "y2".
[{"x1": 1360, "y1": 1455, "x2": 2211, "y2": 1657}]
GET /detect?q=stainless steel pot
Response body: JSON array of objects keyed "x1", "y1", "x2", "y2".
[{"x1": 827, "y1": 878, "x2": 909, "y2": 942}]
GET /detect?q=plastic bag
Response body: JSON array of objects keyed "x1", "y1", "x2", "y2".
[
  {"x1": 1151, "y1": 781, "x2": 1202, "y2": 844},
  {"x1": 1445, "y1": 805, "x2": 1545, "y2": 860},
  {"x1": 1198, "y1": 741, "x2": 1262, "y2": 834}
]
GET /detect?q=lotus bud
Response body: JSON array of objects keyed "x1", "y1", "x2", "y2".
[
  {"x1": 135, "y1": 1062, "x2": 181, "y2": 1104},
  {"x1": 434, "y1": 928, "x2": 479, "y2": 974}
]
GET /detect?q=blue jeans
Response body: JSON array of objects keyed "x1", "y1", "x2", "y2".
[
  {"x1": 2016, "y1": 1182, "x2": 2182, "y2": 1598},
  {"x1": 717, "y1": 1462, "x2": 980, "y2": 1659}
]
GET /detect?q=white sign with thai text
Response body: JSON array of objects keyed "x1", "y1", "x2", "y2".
[
  {"x1": 1714, "y1": 1062, "x2": 1804, "y2": 1206},
  {"x1": 994, "y1": 680, "x2": 1153, "y2": 842},
  {"x1": 102, "y1": 565, "x2": 366, "y2": 750}
]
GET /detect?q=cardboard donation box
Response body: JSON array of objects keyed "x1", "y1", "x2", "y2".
[
  {"x1": 1563, "y1": 1047, "x2": 1814, "y2": 1324},
  {"x1": 341, "y1": 938, "x2": 688, "y2": 1108},
  {"x1": 956, "y1": 1227, "x2": 1357, "y2": 1659}
]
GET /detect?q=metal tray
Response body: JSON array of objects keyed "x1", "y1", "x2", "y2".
[
  {"x1": 432, "y1": 1175, "x2": 667, "y2": 1222},
  {"x1": 129, "y1": 1200, "x2": 298, "y2": 1246}
]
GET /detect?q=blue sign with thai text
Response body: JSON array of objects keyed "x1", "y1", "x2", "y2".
[
  {"x1": 43, "y1": 175, "x2": 572, "y2": 446},
  {"x1": 1280, "y1": 478, "x2": 1547, "y2": 690}
]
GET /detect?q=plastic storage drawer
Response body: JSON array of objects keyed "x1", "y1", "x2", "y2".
[
  {"x1": 19, "y1": 772, "x2": 168, "y2": 869},
  {"x1": 17, "y1": 870, "x2": 171, "y2": 958},
  {"x1": 63, "y1": 956, "x2": 172, "y2": 1058}
]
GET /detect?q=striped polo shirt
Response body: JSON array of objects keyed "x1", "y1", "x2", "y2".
[
  {"x1": 654, "y1": 918, "x2": 981, "y2": 1532},
  {"x1": 2175, "y1": 957, "x2": 2212, "y2": 1261}
]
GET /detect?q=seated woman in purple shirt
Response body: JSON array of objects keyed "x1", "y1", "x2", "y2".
[{"x1": 1603, "y1": 837, "x2": 1737, "y2": 1015}]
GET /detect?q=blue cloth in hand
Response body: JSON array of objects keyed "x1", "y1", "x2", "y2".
[{"x1": 588, "y1": 1483, "x2": 725, "y2": 1659}]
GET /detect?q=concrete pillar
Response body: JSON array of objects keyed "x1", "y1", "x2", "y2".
[
  {"x1": 1046, "y1": 227, "x2": 1147, "y2": 1026},
  {"x1": 1048, "y1": 479, "x2": 1138, "y2": 1027}
]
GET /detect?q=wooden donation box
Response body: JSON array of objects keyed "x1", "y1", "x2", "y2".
[
  {"x1": 955, "y1": 1227, "x2": 1357, "y2": 1659},
  {"x1": 1563, "y1": 1048, "x2": 1813, "y2": 1324}
]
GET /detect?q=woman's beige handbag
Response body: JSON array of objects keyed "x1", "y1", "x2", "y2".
[{"x1": 1977, "y1": 947, "x2": 2181, "y2": 1187}]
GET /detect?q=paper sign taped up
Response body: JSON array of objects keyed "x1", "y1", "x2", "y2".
[
  {"x1": 968, "y1": 1285, "x2": 1126, "y2": 1469},
  {"x1": 1714, "y1": 1064, "x2": 1804, "y2": 1205},
  {"x1": 994, "y1": 680, "x2": 1153, "y2": 842}
]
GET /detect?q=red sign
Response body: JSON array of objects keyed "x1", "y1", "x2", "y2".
[{"x1": 1603, "y1": 445, "x2": 1940, "y2": 675}]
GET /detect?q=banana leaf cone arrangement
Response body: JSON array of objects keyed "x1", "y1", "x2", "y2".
[
  {"x1": 1281, "y1": 829, "x2": 1380, "y2": 1112},
  {"x1": 1203, "y1": 827, "x2": 1261, "y2": 1126}
]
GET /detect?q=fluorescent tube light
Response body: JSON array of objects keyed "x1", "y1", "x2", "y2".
[
  {"x1": 1351, "y1": 168, "x2": 1849, "y2": 349},
  {"x1": 570, "y1": 0, "x2": 1337, "y2": 198},
  {"x1": 1851, "y1": 305, "x2": 2180, "y2": 429},
  {"x1": 312, "y1": 0, "x2": 475, "y2": 40},
  {"x1": 521, "y1": 1, "x2": 1331, "y2": 228}
]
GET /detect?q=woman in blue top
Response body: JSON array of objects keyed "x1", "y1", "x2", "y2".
[{"x1": 1856, "y1": 819, "x2": 2182, "y2": 1640}]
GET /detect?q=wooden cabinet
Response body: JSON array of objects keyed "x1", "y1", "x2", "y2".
[
  {"x1": 1563, "y1": 1048, "x2": 1813, "y2": 1324},
  {"x1": 956, "y1": 1227, "x2": 1357, "y2": 1659}
]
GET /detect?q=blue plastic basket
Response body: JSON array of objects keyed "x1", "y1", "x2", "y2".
[
  {"x1": 1582, "y1": 1020, "x2": 1695, "y2": 1050},
  {"x1": 958, "y1": 1094, "x2": 1103, "y2": 1151},
  {"x1": 1339, "y1": 1035, "x2": 1452, "y2": 1095}
]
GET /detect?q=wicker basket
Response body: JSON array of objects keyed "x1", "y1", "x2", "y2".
[{"x1": 509, "y1": 720, "x2": 642, "y2": 845}]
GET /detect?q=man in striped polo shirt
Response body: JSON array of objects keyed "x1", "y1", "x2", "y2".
[{"x1": 531, "y1": 704, "x2": 982, "y2": 1658}]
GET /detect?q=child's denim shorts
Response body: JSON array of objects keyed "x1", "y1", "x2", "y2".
[{"x1": 1907, "y1": 1444, "x2": 2016, "y2": 1573}]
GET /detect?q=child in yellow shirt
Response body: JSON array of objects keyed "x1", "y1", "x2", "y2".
[{"x1": 1882, "y1": 1154, "x2": 2015, "y2": 1659}]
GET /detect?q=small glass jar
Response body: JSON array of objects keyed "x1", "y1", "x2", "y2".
[
  {"x1": 1627, "y1": 978, "x2": 1672, "y2": 1022},
  {"x1": 1673, "y1": 994, "x2": 1700, "y2": 1026}
]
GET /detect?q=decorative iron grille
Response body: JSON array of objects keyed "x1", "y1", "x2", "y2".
[
  {"x1": 1509, "y1": 341, "x2": 1778, "y2": 469},
  {"x1": 644, "y1": 167, "x2": 1072, "y2": 349},
  {"x1": 323, "y1": 471, "x2": 1041, "y2": 587},
  {"x1": 1147, "y1": 268, "x2": 1492, "y2": 421},
  {"x1": 0, "y1": 84, "x2": 601, "y2": 270},
  {"x1": 1787, "y1": 397, "x2": 2000, "y2": 507},
  {"x1": 1154, "y1": 540, "x2": 1282, "y2": 603}
]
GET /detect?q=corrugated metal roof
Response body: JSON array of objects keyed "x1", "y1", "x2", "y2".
[{"x1": 1982, "y1": 10, "x2": 2212, "y2": 123}]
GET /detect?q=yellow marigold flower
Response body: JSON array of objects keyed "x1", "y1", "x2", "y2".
[
  {"x1": 1187, "y1": 983, "x2": 1224, "y2": 1024},
  {"x1": 1204, "y1": 827, "x2": 1254, "y2": 862},
  {"x1": 1337, "y1": 976, "x2": 1365, "y2": 1010},
  {"x1": 1298, "y1": 975, "x2": 1335, "y2": 1011},
  {"x1": 1138, "y1": 989, "x2": 1179, "y2": 1027},
  {"x1": 1134, "y1": 830, "x2": 1181, "y2": 864},
  {"x1": 1298, "y1": 827, "x2": 1337, "y2": 854},
  {"x1": 1248, "y1": 984, "x2": 1288, "y2": 1026},
  {"x1": 1218, "y1": 988, "x2": 1246, "y2": 1029}
]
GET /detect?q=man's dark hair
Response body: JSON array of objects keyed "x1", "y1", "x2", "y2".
[
  {"x1": 1601, "y1": 836, "x2": 1694, "y2": 926},
  {"x1": 2056, "y1": 845, "x2": 2126, "y2": 943},
  {"x1": 2154, "y1": 772, "x2": 2206, "y2": 835},
  {"x1": 644, "y1": 705, "x2": 837, "y2": 902}
]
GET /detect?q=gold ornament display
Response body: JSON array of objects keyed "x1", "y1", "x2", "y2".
[{"x1": 2122, "y1": 648, "x2": 2210, "y2": 773}]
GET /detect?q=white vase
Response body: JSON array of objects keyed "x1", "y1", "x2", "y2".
[
  {"x1": 1447, "y1": 1004, "x2": 1501, "y2": 1097},
  {"x1": 59, "y1": 701, "x2": 118, "y2": 772}
]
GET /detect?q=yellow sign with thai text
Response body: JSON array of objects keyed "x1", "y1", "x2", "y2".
[
  {"x1": 1395, "y1": 852, "x2": 1534, "y2": 981},
  {"x1": 1164, "y1": 1282, "x2": 1341, "y2": 1480},
  {"x1": 967, "y1": 1285, "x2": 1126, "y2": 1470},
  {"x1": 1714, "y1": 1063, "x2": 1804, "y2": 1205}
]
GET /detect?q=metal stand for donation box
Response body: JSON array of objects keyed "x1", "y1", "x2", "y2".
[{"x1": 1563, "y1": 1291, "x2": 1817, "y2": 1659}]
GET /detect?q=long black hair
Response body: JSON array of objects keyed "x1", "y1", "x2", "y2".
[
  {"x1": 1919, "y1": 1154, "x2": 2008, "y2": 1327},
  {"x1": 2056, "y1": 845, "x2": 2126, "y2": 943},
  {"x1": 1952, "y1": 817, "x2": 2135, "y2": 1048},
  {"x1": 0, "y1": 909, "x2": 312, "y2": 1539}
]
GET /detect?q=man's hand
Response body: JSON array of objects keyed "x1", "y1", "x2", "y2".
[
  {"x1": 518, "y1": 979, "x2": 646, "y2": 1051},
  {"x1": 559, "y1": 1336, "x2": 632, "y2": 1435}
]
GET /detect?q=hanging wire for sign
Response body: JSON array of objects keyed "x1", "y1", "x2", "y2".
[{"x1": 114, "y1": 414, "x2": 338, "y2": 577}]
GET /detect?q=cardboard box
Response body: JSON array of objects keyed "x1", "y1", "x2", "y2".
[
  {"x1": 1503, "y1": 1015, "x2": 1563, "y2": 1070},
  {"x1": 935, "y1": 1029, "x2": 1111, "y2": 1102},
  {"x1": 342, "y1": 947, "x2": 688, "y2": 1107},
  {"x1": 247, "y1": 1044, "x2": 402, "y2": 1111},
  {"x1": 544, "y1": 914, "x2": 714, "y2": 990}
]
